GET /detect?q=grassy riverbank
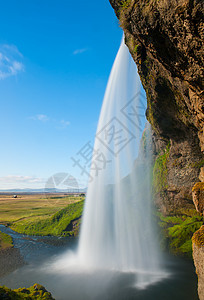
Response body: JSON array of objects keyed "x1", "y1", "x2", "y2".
[
  {"x1": 0, "y1": 231, "x2": 13, "y2": 250},
  {"x1": 0, "y1": 194, "x2": 85, "y2": 237},
  {"x1": 11, "y1": 200, "x2": 84, "y2": 236},
  {"x1": 0, "y1": 194, "x2": 83, "y2": 225},
  {"x1": 0, "y1": 231, "x2": 25, "y2": 278},
  {"x1": 0, "y1": 284, "x2": 54, "y2": 299}
]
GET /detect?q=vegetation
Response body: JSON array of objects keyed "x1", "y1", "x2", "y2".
[
  {"x1": 192, "y1": 159, "x2": 204, "y2": 169},
  {"x1": 134, "y1": 44, "x2": 139, "y2": 54},
  {"x1": 118, "y1": 0, "x2": 132, "y2": 29},
  {"x1": 0, "y1": 194, "x2": 85, "y2": 237},
  {"x1": 141, "y1": 129, "x2": 147, "y2": 151},
  {"x1": 153, "y1": 142, "x2": 170, "y2": 195},
  {"x1": 157, "y1": 210, "x2": 204, "y2": 257},
  {"x1": 0, "y1": 284, "x2": 54, "y2": 300},
  {"x1": 192, "y1": 225, "x2": 204, "y2": 247},
  {"x1": 192, "y1": 182, "x2": 204, "y2": 192},
  {"x1": 0, "y1": 194, "x2": 83, "y2": 225},
  {"x1": 120, "y1": 0, "x2": 131, "y2": 10},
  {"x1": 0, "y1": 231, "x2": 13, "y2": 250},
  {"x1": 11, "y1": 200, "x2": 84, "y2": 237}
]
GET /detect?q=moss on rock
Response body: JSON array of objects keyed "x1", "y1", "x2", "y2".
[
  {"x1": 153, "y1": 142, "x2": 170, "y2": 195},
  {"x1": 193, "y1": 159, "x2": 204, "y2": 169},
  {"x1": 158, "y1": 210, "x2": 204, "y2": 257},
  {"x1": 192, "y1": 182, "x2": 204, "y2": 215},
  {"x1": 192, "y1": 182, "x2": 204, "y2": 192},
  {"x1": 0, "y1": 284, "x2": 54, "y2": 299},
  {"x1": 192, "y1": 225, "x2": 204, "y2": 248}
]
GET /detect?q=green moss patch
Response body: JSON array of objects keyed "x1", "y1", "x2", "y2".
[
  {"x1": 118, "y1": 0, "x2": 133, "y2": 29},
  {"x1": 192, "y1": 159, "x2": 204, "y2": 169},
  {"x1": 11, "y1": 200, "x2": 84, "y2": 237},
  {"x1": 0, "y1": 231, "x2": 13, "y2": 250},
  {"x1": 120, "y1": 0, "x2": 131, "y2": 9},
  {"x1": 158, "y1": 211, "x2": 204, "y2": 257},
  {"x1": 134, "y1": 44, "x2": 139, "y2": 54},
  {"x1": 192, "y1": 225, "x2": 204, "y2": 248},
  {"x1": 153, "y1": 142, "x2": 170, "y2": 195},
  {"x1": 192, "y1": 182, "x2": 204, "y2": 192},
  {"x1": 0, "y1": 283, "x2": 54, "y2": 299}
]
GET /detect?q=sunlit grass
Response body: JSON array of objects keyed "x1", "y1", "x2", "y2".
[
  {"x1": 0, "y1": 231, "x2": 13, "y2": 249},
  {"x1": 11, "y1": 200, "x2": 84, "y2": 236},
  {"x1": 0, "y1": 194, "x2": 83, "y2": 224}
]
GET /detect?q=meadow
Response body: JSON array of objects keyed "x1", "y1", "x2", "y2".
[{"x1": 0, "y1": 193, "x2": 84, "y2": 237}]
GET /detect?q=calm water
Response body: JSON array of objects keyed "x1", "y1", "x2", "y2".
[{"x1": 0, "y1": 225, "x2": 199, "y2": 300}]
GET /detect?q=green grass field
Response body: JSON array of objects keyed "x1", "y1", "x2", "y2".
[
  {"x1": 0, "y1": 194, "x2": 85, "y2": 237},
  {"x1": 0, "y1": 194, "x2": 82, "y2": 224},
  {"x1": 11, "y1": 200, "x2": 84, "y2": 236}
]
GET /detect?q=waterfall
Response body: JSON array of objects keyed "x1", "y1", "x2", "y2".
[
  {"x1": 48, "y1": 36, "x2": 167, "y2": 291},
  {"x1": 75, "y1": 36, "x2": 164, "y2": 286}
]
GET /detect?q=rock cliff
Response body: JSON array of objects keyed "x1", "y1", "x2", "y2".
[
  {"x1": 110, "y1": 0, "x2": 203, "y2": 144},
  {"x1": 109, "y1": 0, "x2": 204, "y2": 296},
  {"x1": 109, "y1": 0, "x2": 204, "y2": 213},
  {"x1": 193, "y1": 226, "x2": 204, "y2": 300}
]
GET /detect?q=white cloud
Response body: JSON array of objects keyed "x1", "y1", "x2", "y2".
[
  {"x1": 29, "y1": 115, "x2": 70, "y2": 129},
  {"x1": 36, "y1": 114, "x2": 49, "y2": 121},
  {"x1": 0, "y1": 175, "x2": 46, "y2": 190},
  {"x1": 0, "y1": 175, "x2": 43, "y2": 183},
  {"x1": 73, "y1": 48, "x2": 88, "y2": 55},
  {"x1": 29, "y1": 114, "x2": 49, "y2": 122},
  {"x1": 2, "y1": 44, "x2": 23, "y2": 57},
  {"x1": 0, "y1": 44, "x2": 24, "y2": 79},
  {"x1": 60, "y1": 119, "x2": 70, "y2": 128}
]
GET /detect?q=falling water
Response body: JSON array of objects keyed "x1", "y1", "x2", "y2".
[
  {"x1": 47, "y1": 36, "x2": 167, "y2": 291},
  {"x1": 0, "y1": 36, "x2": 195, "y2": 300},
  {"x1": 75, "y1": 36, "x2": 164, "y2": 286}
]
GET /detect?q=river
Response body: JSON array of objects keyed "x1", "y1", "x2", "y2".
[{"x1": 0, "y1": 225, "x2": 199, "y2": 300}]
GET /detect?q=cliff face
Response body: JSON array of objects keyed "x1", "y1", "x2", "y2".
[
  {"x1": 110, "y1": 0, "x2": 204, "y2": 143},
  {"x1": 109, "y1": 0, "x2": 204, "y2": 296},
  {"x1": 193, "y1": 226, "x2": 204, "y2": 300},
  {"x1": 109, "y1": 0, "x2": 204, "y2": 215}
]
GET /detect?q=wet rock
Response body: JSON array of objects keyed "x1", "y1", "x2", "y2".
[
  {"x1": 193, "y1": 226, "x2": 204, "y2": 300},
  {"x1": 109, "y1": 0, "x2": 204, "y2": 215},
  {"x1": 110, "y1": 0, "x2": 204, "y2": 147},
  {"x1": 109, "y1": 0, "x2": 204, "y2": 297},
  {"x1": 193, "y1": 183, "x2": 204, "y2": 215},
  {"x1": 199, "y1": 167, "x2": 204, "y2": 182}
]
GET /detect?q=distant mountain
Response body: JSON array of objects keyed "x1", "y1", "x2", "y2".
[{"x1": 0, "y1": 188, "x2": 87, "y2": 194}]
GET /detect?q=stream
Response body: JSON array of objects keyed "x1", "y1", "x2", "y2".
[{"x1": 0, "y1": 225, "x2": 199, "y2": 300}]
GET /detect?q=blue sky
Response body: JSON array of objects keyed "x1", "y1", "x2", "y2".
[{"x1": 0, "y1": 0, "x2": 123, "y2": 189}]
